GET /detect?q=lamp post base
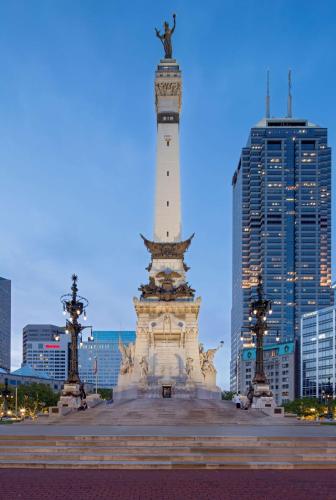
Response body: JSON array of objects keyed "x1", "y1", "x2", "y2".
[
  {"x1": 250, "y1": 382, "x2": 284, "y2": 416},
  {"x1": 58, "y1": 383, "x2": 83, "y2": 412}
]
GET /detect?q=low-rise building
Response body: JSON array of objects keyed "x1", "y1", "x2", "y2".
[
  {"x1": 301, "y1": 306, "x2": 335, "y2": 398},
  {"x1": 0, "y1": 365, "x2": 63, "y2": 392},
  {"x1": 239, "y1": 341, "x2": 295, "y2": 405}
]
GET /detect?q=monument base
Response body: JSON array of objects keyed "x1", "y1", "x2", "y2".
[{"x1": 114, "y1": 380, "x2": 221, "y2": 401}]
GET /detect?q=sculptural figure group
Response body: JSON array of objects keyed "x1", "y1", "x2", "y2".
[
  {"x1": 199, "y1": 343, "x2": 221, "y2": 378},
  {"x1": 118, "y1": 338, "x2": 135, "y2": 375},
  {"x1": 118, "y1": 337, "x2": 222, "y2": 381}
]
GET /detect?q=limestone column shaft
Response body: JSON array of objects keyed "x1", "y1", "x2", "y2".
[{"x1": 154, "y1": 59, "x2": 182, "y2": 243}]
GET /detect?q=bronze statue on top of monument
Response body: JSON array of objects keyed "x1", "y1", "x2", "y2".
[{"x1": 155, "y1": 13, "x2": 176, "y2": 59}]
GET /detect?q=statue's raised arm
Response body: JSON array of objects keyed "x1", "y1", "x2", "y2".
[{"x1": 171, "y1": 13, "x2": 176, "y2": 34}]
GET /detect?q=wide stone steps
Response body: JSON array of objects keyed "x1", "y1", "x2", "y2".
[
  {"x1": 1, "y1": 459, "x2": 336, "y2": 470},
  {"x1": 45, "y1": 399, "x2": 271, "y2": 425},
  {"x1": 0, "y1": 446, "x2": 336, "y2": 460},
  {"x1": 0, "y1": 435, "x2": 335, "y2": 469},
  {"x1": 0, "y1": 452, "x2": 335, "y2": 463}
]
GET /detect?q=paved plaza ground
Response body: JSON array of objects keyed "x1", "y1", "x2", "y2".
[
  {"x1": 0, "y1": 422, "x2": 334, "y2": 437},
  {"x1": 0, "y1": 400, "x2": 334, "y2": 488},
  {"x1": 1, "y1": 469, "x2": 336, "y2": 499}
]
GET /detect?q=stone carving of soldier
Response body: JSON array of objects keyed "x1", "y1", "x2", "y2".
[
  {"x1": 186, "y1": 357, "x2": 193, "y2": 378},
  {"x1": 155, "y1": 14, "x2": 176, "y2": 59},
  {"x1": 139, "y1": 356, "x2": 149, "y2": 379}
]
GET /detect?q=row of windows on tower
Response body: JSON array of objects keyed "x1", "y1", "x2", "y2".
[{"x1": 265, "y1": 140, "x2": 317, "y2": 150}]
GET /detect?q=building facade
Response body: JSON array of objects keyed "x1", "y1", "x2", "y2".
[
  {"x1": 239, "y1": 341, "x2": 295, "y2": 405},
  {"x1": 301, "y1": 306, "x2": 335, "y2": 398},
  {"x1": 6, "y1": 365, "x2": 63, "y2": 392},
  {"x1": 231, "y1": 117, "x2": 332, "y2": 392},
  {"x1": 23, "y1": 325, "x2": 69, "y2": 381},
  {"x1": 0, "y1": 277, "x2": 11, "y2": 372},
  {"x1": 78, "y1": 331, "x2": 136, "y2": 388}
]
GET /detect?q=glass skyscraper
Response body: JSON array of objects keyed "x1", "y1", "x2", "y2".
[
  {"x1": 0, "y1": 277, "x2": 11, "y2": 372},
  {"x1": 301, "y1": 306, "x2": 336, "y2": 398},
  {"x1": 79, "y1": 330, "x2": 136, "y2": 388},
  {"x1": 231, "y1": 117, "x2": 332, "y2": 392}
]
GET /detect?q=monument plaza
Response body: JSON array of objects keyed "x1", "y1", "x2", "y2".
[{"x1": 0, "y1": 11, "x2": 335, "y2": 500}]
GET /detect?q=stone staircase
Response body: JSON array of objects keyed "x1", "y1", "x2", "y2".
[
  {"x1": 0, "y1": 435, "x2": 335, "y2": 469},
  {"x1": 45, "y1": 399, "x2": 276, "y2": 425}
]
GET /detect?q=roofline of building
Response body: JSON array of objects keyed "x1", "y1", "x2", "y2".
[
  {"x1": 254, "y1": 117, "x2": 319, "y2": 128},
  {"x1": 302, "y1": 304, "x2": 336, "y2": 319}
]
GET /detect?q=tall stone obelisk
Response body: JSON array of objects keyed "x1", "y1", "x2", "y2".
[
  {"x1": 154, "y1": 59, "x2": 182, "y2": 242},
  {"x1": 114, "y1": 16, "x2": 222, "y2": 400}
]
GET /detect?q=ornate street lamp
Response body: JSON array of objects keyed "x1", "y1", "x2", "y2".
[
  {"x1": 248, "y1": 274, "x2": 272, "y2": 385},
  {"x1": 240, "y1": 274, "x2": 279, "y2": 410},
  {"x1": 60, "y1": 274, "x2": 89, "y2": 385}
]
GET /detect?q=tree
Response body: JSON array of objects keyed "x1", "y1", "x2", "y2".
[
  {"x1": 283, "y1": 397, "x2": 325, "y2": 417},
  {"x1": 0, "y1": 383, "x2": 59, "y2": 419},
  {"x1": 97, "y1": 388, "x2": 113, "y2": 400},
  {"x1": 222, "y1": 391, "x2": 234, "y2": 401}
]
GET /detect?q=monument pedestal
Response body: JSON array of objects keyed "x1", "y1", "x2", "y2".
[{"x1": 115, "y1": 297, "x2": 222, "y2": 401}]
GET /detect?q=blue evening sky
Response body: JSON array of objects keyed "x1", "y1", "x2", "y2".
[{"x1": 0, "y1": 0, "x2": 335, "y2": 388}]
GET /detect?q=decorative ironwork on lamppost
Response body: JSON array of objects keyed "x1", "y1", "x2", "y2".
[
  {"x1": 60, "y1": 274, "x2": 89, "y2": 385},
  {"x1": 248, "y1": 274, "x2": 273, "y2": 385}
]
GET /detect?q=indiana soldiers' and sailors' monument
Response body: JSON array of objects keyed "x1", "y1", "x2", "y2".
[{"x1": 114, "y1": 15, "x2": 222, "y2": 400}]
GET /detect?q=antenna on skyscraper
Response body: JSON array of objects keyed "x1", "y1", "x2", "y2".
[
  {"x1": 287, "y1": 69, "x2": 292, "y2": 118},
  {"x1": 266, "y1": 69, "x2": 270, "y2": 118}
]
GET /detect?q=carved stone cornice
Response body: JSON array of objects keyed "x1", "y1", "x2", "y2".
[
  {"x1": 140, "y1": 233, "x2": 194, "y2": 260},
  {"x1": 155, "y1": 80, "x2": 182, "y2": 112},
  {"x1": 155, "y1": 80, "x2": 181, "y2": 97},
  {"x1": 133, "y1": 297, "x2": 201, "y2": 317}
]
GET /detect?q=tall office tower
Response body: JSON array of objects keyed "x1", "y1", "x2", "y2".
[
  {"x1": 231, "y1": 87, "x2": 332, "y2": 392},
  {"x1": 0, "y1": 277, "x2": 11, "y2": 372}
]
